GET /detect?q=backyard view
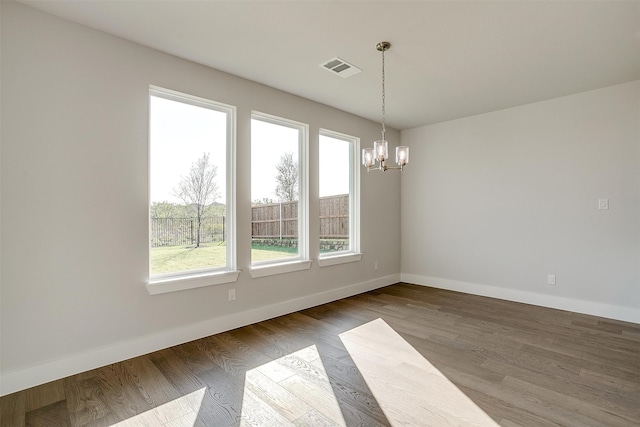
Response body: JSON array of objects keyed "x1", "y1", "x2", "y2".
[
  {"x1": 251, "y1": 117, "x2": 302, "y2": 264},
  {"x1": 149, "y1": 91, "x2": 231, "y2": 276},
  {"x1": 150, "y1": 242, "x2": 297, "y2": 274},
  {"x1": 149, "y1": 91, "x2": 351, "y2": 277},
  {"x1": 150, "y1": 195, "x2": 349, "y2": 275}
]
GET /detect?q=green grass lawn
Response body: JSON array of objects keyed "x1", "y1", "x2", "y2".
[
  {"x1": 150, "y1": 243, "x2": 298, "y2": 275},
  {"x1": 250, "y1": 243, "x2": 297, "y2": 262}
]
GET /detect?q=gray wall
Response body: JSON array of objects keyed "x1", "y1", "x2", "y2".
[
  {"x1": 401, "y1": 81, "x2": 640, "y2": 322},
  {"x1": 0, "y1": 1, "x2": 401, "y2": 394}
]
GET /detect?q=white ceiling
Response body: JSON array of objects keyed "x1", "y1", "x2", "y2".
[{"x1": 18, "y1": 0, "x2": 640, "y2": 130}]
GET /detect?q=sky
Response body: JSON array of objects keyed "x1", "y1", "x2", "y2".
[
  {"x1": 319, "y1": 134, "x2": 350, "y2": 197},
  {"x1": 150, "y1": 95, "x2": 227, "y2": 204},
  {"x1": 150, "y1": 95, "x2": 350, "y2": 206},
  {"x1": 251, "y1": 119, "x2": 298, "y2": 202}
]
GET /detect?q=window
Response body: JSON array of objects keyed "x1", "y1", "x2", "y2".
[
  {"x1": 250, "y1": 113, "x2": 310, "y2": 276},
  {"x1": 318, "y1": 130, "x2": 361, "y2": 266},
  {"x1": 148, "y1": 87, "x2": 237, "y2": 294}
]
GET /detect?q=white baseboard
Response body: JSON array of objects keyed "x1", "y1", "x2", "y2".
[
  {"x1": 0, "y1": 274, "x2": 399, "y2": 396},
  {"x1": 401, "y1": 273, "x2": 640, "y2": 324}
]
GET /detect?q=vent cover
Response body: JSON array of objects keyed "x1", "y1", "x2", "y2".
[{"x1": 319, "y1": 57, "x2": 362, "y2": 78}]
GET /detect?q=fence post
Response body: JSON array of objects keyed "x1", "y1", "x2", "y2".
[
  {"x1": 279, "y1": 202, "x2": 283, "y2": 240},
  {"x1": 222, "y1": 215, "x2": 225, "y2": 242}
]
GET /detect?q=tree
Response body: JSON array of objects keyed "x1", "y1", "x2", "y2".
[
  {"x1": 150, "y1": 201, "x2": 187, "y2": 218},
  {"x1": 252, "y1": 197, "x2": 277, "y2": 206},
  {"x1": 173, "y1": 153, "x2": 220, "y2": 248},
  {"x1": 274, "y1": 152, "x2": 298, "y2": 202}
]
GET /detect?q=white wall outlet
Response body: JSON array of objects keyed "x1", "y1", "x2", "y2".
[
  {"x1": 374, "y1": 261, "x2": 379, "y2": 271},
  {"x1": 228, "y1": 288, "x2": 236, "y2": 301},
  {"x1": 598, "y1": 198, "x2": 609, "y2": 210},
  {"x1": 547, "y1": 274, "x2": 556, "y2": 285}
]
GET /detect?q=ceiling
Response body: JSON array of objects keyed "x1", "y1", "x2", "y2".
[{"x1": 18, "y1": 0, "x2": 640, "y2": 130}]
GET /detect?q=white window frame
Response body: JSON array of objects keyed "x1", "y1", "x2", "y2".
[
  {"x1": 317, "y1": 129, "x2": 362, "y2": 267},
  {"x1": 147, "y1": 86, "x2": 239, "y2": 295},
  {"x1": 250, "y1": 112, "x2": 311, "y2": 278}
]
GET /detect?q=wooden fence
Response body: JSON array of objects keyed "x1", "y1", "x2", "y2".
[
  {"x1": 319, "y1": 194, "x2": 349, "y2": 239},
  {"x1": 251, "y1": 201, "x2": 298, "y2": 239},
  {"x1": 251, "y1": 194, "x2": 349, "y2": 240},
  {"x1": 151, "y1": 194, "x2": 349, "y2": 247}
]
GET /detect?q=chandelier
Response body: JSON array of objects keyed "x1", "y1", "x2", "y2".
[{"x1": 362, "y1": 41, "x2": 409, "y2": 172}]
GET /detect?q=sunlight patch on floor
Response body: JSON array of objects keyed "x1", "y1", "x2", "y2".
[
  {"x1": 339, "y1": 318, "x2": 500, "y2": 426},
  {"x1": 110, "y1": 388, "x2": 206, "y2": 426},
  {"x1": 241, "y1": 344, "x2": 347, "y2": 426}
]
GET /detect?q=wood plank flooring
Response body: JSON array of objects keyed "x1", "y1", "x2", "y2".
[{"x1": 2, "y1": 283, "x2": 639, "y2": 426}]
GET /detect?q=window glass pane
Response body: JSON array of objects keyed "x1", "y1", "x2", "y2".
[
  {"x1": 251, "y1": 118, "x2": 301, "y2": 263},
  {"x1": 149, "y1": 93, "x2": 228, "y2": 276},
  {"x1": 319, "y1": 134, "x2": 351, "y2": 254}
]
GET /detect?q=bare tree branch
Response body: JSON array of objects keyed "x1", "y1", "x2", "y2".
[
  {"x1": 173, "y1": 153, "x2": 220, "y2": 247},
  {"x1": 275, "y1": 151, "x2": 298, "y2": 202}
]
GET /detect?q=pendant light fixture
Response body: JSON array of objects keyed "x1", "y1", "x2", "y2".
[{"x1": 362, "y1": 41, "x2": 409, "y2": 172}]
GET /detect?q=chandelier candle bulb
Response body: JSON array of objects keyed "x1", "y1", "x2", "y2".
[
  {"x1": 362, "y1": 148, "x2": 375, "y2": 167},
  {"x1": 396, "y1": 146, "x2": 409, "y2": 167},
  {"x1": 374, "y1": 140, "x2": 389, "y2": 161}
]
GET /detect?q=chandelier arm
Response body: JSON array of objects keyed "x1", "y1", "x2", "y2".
[
  {"x1": 366, "y1": 166, "x2": 401, "y2": 173},
  {"x1": 366, "y1": 165, "x2": 405, "y2": 172}
]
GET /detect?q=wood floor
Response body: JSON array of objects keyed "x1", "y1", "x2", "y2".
[{"x1": 2, "y1": 283, "x2": 639, "y2": 426}]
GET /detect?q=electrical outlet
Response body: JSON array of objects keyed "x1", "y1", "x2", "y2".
[
  {"x1": 598, "y1": 199, "x2": 609, "y2": 210},
  {"x1": 374, "y1": 261, "x2": 379, "y2": 271},
  {"x1": 228, "y1": 288, "x2": 236, "y2": 301},
  {"x1": 547, "y1": 275, "x2": 556, "y2": 285}
]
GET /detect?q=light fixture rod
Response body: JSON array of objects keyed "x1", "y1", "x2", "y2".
[{"x1": 377, "y1": 42, "x2": 390, "y2": 141}]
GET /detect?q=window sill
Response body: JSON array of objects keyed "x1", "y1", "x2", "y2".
[
  {"x1": 250, "y1": 259, "x2": 313, "y2": 278},
  {"x1": 318, "y1": 252, "x2": 363, "y2": 267},
  {"x1": 147, "y1": 270, "x2": 241, "y2": 295}
]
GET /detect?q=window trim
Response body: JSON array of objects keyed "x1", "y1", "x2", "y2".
[
  {"x1": 250, "y1": 112, "x2": 309, "y2": 276},
  {"x1": 249, "y1": 259, "x2": 313, "y2": 278},
  {"x1": 147, "y1": 86, "x2": 237, "y2": 294},
  {"x1": 318, "y1": 129, "x2": 361, "y2": 266},
  {"x1": 147, "y1": 270, "x2": 241, "y2": 295},
  {"x1": 317, "y1": 252, "x2": 363, "y2": 267}
]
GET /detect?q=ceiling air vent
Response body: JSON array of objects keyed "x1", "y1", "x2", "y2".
[{"x1": 320, "y1": 57, "x2": 362, "y2": 78}]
